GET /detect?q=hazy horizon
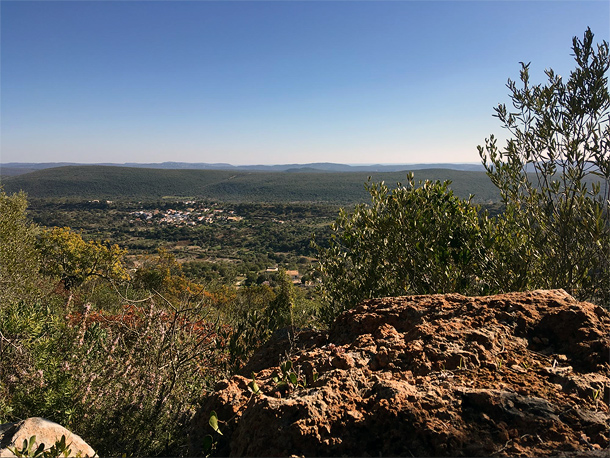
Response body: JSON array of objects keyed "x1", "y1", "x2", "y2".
[
  {"x1": 2, "y1": 1, "x2": 608, "y2": 165},
  {"x1": 1, "y1": 160, "x2": 483, "y2": 166}
]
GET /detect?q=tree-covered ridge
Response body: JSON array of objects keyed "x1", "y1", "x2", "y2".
[{"x1": 1, "y1": 165, "x2": 501, "y2": 203}]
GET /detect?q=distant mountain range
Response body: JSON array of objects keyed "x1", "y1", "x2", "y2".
[{"x1": 0, "y1": 161, "x2": 485, "y2": 177}]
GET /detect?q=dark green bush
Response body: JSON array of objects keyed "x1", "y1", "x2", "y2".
[{"x1": 314, "y1": 175, "x2": 495, "y2": 324}]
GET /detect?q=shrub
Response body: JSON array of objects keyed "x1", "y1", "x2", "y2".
[
  {"x1": 1, "y1": 294, "x2": 227, "y2": 457},
  {"x1": 222, "y1": 271, "x2": 321, "y2": 371},
  {"x1": 315, "y1": 28, "x2": 610, "y2": 323},
  {"x1": 37, "y1": 226, "x2": 129, "y2": 292},
  {"x1": 314, "y1": 175, "x2": 494, "y2": 324},
  {"x1": 0, "y1": 189, "x2": 42, "y2": 308}
]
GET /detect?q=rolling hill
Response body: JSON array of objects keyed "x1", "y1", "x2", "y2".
[{"x1": 0, "y1": 165, "x2": 501, "y2": 204}]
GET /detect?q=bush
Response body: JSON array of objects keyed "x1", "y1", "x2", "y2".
[
  {"x1": 1, "y1": 294, "x2": 227, "y2": 457},
  {"x1": 315, "y1": 28, "x2": 610, "y2": 322},
  {"x1": 222, "y1": 271, "x2": 321, "y2": 371},
  {"x1": 314, "y1": 175, "x2": 494, "y2": 324},
  {"x1": 37, "y1": 226, "x2": 129, "y2": 291},
  {"x1": 0, "y1": 189, "x2": 42, "y2": 307}
]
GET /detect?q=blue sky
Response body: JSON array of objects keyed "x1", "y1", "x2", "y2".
[{"x1": 1, "y1": 1, "x2": 609, "y2": 165}]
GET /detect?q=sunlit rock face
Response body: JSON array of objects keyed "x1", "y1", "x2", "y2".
[{"x1": 190, "y1": 290, "x2": 609, "y2": 457}]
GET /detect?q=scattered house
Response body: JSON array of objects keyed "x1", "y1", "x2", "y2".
[
  {"x1": 129, "y1": 203, "x2": 244, "y2": 226},
  {"x1": 286, "y1": 270, "x2": 300, "y2": 283}
]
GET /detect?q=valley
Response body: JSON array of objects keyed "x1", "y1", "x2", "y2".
[{"x1": 7, "y1": 165, "x2": 503, "y2": 287}]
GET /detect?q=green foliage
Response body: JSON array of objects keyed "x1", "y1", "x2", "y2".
[
  {"x1": 247, "y1": 373, "x2": 261, "y2": 395},
  {"x1": 265, "y1": 269, "x2": 296, "y2": 330},
  {"x1": 0, "y1": 299, "x2": 79, "y2": 428},
  {"x1": 9, "y1": 436, "x2": 44, "y2": 458},
  {"x1": 479, "y1": 27, "x2": 610, "y2": 306},
  {"x1": 0, "y1": 189, "x2": 41, "y2": 307},
  {"x1": 222, "y1": 273, "x2": 320, "y2": 371},
  {"x1": 271, "y1": 358, "x2": 308, "y2": 391},
  {"x1": 37, "y1": 226, "x2": 129, "y2": 290},
  {"x1": 315, "y1": 28, "x2": 610, "y2": 322},
  {"x1": 1, "y1": 294, "x2": 226, "y2": 457},
  {"x1": 314, "y1": 174, "x2": 494, "y2": 324},
  {"x1": 9, "y1": 435, "x2": 74, "y2": 458},
  {"x1": 208, "y1": 410, "x2": 222, "y2": 435},
  {"x1": 132, "y1": 248, "x2": 206, "y2": 300}
]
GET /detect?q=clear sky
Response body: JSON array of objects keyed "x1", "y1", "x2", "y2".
[{"x1": 1, "y1": 0, "x2": 608, "y2": 165}]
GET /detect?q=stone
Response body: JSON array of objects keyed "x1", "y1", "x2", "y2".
[
  {"x1": 190, "y1": 290, "x2": 610, "y2": 457},
  {"x1": 0, "y1": 417, "x2": 96, "y2": 458}
]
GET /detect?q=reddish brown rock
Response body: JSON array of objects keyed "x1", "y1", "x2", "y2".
[{"x1": 190, "y1": 290, "x2": 610, "y2": 457}]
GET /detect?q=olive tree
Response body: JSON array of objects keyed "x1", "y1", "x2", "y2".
[
  {"x1": 314, "y1": 175, "x2": 494, "y2": 324},
  {"x1": 479, "y1": 27, "x2": 610, "y2": 305}
]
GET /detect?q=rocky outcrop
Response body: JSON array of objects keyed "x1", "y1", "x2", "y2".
[
  {"x1": 190, "y1": 290, "x2": 610, "y2": 457},
  {"x1": 0, "y1": 417, "x2": 96, "y2": 457}
]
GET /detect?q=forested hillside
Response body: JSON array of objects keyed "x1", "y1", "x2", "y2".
[{"x1": 1, "y1": 165, "x2": 501, "y2": 204}]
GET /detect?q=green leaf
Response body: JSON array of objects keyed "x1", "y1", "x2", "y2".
[
  {"x1": 209, "y1": 411, "x2": 223, "y2": 435},
  {"x1": 33, "y1": 443, "x2": 45, "y2": 458},
  {"x1": 271, "y1": 372, "x2": 280, "y2": 384},
  {"x1": 282, "y1": 360, "x2": 292, "y2": 373},
  {"x1": 202, "y1": 435, "x2": 214, "y2": 453},
  {"x1": 248, "y1": 379, "x2": 260, "y2": 395}
]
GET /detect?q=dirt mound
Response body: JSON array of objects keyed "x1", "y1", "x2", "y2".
[{"x1": 190, "y1": 290, "x2": 610, "y2": 457}]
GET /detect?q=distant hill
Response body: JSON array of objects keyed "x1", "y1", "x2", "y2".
[
  {"x1": 0, "y1": 165, "x2": 500, "y2": 204},
  {"x1": 0, "y1": 166, "x2": 41, "y2": 177},
  {"x1": 1, "y1": 161, "x2": 485, "y2": 177}
]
